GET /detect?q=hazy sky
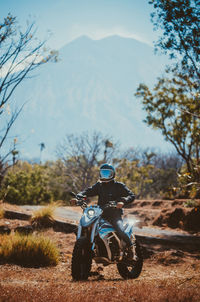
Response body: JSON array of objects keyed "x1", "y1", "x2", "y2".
[
  {"x1": 1, "y1": 0, "x2": 169, "y2": 160},
  {"x1": 0, "y1": 0, "x2": 157, "y2": 49}
]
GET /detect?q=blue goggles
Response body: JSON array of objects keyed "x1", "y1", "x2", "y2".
[{"x1": 100, "y1": 169, "x2": 114, "y2": 179}]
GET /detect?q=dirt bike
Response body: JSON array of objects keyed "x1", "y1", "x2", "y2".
[{"x1": 70, "y1": 192, "x2": 143, "y2": 280}]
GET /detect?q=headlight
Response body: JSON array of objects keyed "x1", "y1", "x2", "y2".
[{"x1": 87, "y1": 208, "x2": 95, "y2": 218}]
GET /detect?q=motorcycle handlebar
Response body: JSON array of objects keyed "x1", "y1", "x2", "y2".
[
  {"x1": 103, "y1": 201, "x2": 117, "y2": 209},
  {"x1": 70, "y1": 192, "x2": 123, "y2": 210},
  {"x1": 69, "y1": 191, "x2": 76, "y2": 197},
  {"x1": 103, "y1": 201, "x2": 124, "y2": 210},
  {"x1": 69, "y1": 192, "x2": 88, "y2": 209}
]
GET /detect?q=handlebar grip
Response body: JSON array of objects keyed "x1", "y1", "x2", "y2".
[{"x1": 69, "y1": 191, "x2": 76, "y2": 197}]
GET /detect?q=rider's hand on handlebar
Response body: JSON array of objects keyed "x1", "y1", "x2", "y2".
[{"x1": 116, "y1": 202, "x2": 124, "y2": 209}]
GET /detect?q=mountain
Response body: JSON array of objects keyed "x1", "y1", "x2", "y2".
[{"x1": 12, "y1": 35, "x2": 171, "y2": 160}]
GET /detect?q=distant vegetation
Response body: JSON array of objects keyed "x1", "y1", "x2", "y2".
[
  {"x1": 0, "y1": 162, "x2": 54, "y2": 205},
  {"x1": 0, "y1": 134, "x2": 190, "y2": 204}
]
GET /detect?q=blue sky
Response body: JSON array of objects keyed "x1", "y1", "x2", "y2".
[{"x1": 0, "y1": 0, "x2": 157, "y2": 49}]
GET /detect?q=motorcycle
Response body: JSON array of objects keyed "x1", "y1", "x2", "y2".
[{"x1": 70, "y1": 192, "x2": 143, "y2": 281}]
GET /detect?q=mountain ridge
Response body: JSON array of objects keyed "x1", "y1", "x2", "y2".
[{"x1": 10, "y1": 35, "x2": 171, "y2": 161}]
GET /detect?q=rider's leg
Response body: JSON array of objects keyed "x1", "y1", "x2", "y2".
[
  {"x1": 103, "y1": 208, "x2": 132, "y2": 246},
  {"x1": 103, "y1": 208, "x2": 137, "y2": 260},
  {"x1": 111, "y1": 218, "x2": 132, "y2": 247},
  {"x1": 109, "y1": 215, "x2": 138, "y2": 261}
]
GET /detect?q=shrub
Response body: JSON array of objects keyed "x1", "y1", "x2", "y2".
[
  {"x1": 184, "y1": 199, "x2": 200, "y2": 208},
  {"x1": 31, "y1": 204, "x2": 56, "y2": 229},
  {"x1": 0, "y1": 162, "x2": 54, "y2": 205},
  {"x1": 0, "y1": 233, "x2": 59, "y2": 267}
]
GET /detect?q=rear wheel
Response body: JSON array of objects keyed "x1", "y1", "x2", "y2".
[
  {"x1": 71, "y1": 237, "x2": 92, "y2": 281},
  {"x1": 117, "y1": 240, "x2": 143, "y2": 279}
]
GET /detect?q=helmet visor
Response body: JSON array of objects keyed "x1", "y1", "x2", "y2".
[{"x1": 100, "y1": 169, "x2": 114, "y2": 179}]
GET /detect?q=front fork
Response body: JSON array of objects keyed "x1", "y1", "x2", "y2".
[{"x1": 77, "y1": 220, "x2": 99, "y2": 251}]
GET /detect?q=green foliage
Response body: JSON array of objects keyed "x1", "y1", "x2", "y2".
[
  {"x1": 0, "y1": 153, "x2": 183, "y2": 203},
  {"x1": 149, "y1": 0, "x2": 200, "y2": 80},
  {"x1": 116, "y1": 158, "x2": 154, "y2": 198},
  {"x1": 135, "y1": 1, "x2": 200, "y2": 197},
  {"x1": 0, "y1": 160, "x2": 73, "y2": 205},
  {"x1": 0, "y1": 162, "x2": 54, "y2": 205},
  {"x1": 135, "y1": 71, "x2": 200, "y2": 197},
  {"x1": 175, "y1": 164, "x2": 200, "y2": 198},
  {"x1": 44, "y1": 160, "x2": 70, "y2": 202},
  {"x1": 147, "y1": 167, "x2": 177, "y2": 199},
  {"x1": 184, "y1": 199, "x2": 200, "y2": 208},
  {"x1": 115, "y1": 156, "x2": 179, "y2": 199},
  {"x1": 0, "y1": 233, "x2": 59, "y2": 267}
]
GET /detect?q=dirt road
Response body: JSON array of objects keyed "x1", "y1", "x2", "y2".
[
  {"x1": 0, "y1": 230, "x2": 199, "y2": 302},
  {"x1": 1, "y1": 202, "x2": 200, "y2": 302},
  {"x1": 21, "y1": 205, "x2": 200, "y2": 252}
]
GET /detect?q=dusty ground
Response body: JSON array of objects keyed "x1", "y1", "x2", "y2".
[
  {"x1": 0, "y1": 201, "x2": 200, "y2": 302},
  {"x1": 0, "y1": 228, "x2": 200, "y2": 302}
]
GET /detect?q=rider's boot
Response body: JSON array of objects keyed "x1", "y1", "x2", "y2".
[{"x1": 126, "y1": 242, "x2": 138, "y2": 262}]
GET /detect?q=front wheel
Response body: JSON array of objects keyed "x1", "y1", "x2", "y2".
[
  {"x1": 71, "y1": 237, "x2": 92, "y2": 281},
  {"x1": 117, "y1": 240, "x2": 143, "y2": 279}
]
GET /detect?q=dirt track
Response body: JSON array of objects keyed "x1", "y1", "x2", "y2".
[
  {"x1": 0, "y1": 200, "x2": 200, "y2": 301},
  {"x1": 0, "y1": 229, "x2": 200, "y2": 302}
]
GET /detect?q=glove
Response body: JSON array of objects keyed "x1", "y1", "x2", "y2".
[
  {"x1": 119, "y1": 197, "x2": 127, "y2": 203},
  {"x1": 116, "y1": 202, "x2": 124, "y2": 209}
]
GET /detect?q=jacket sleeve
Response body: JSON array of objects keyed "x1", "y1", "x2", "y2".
[
  {"x1": 78, "y1": 182, "x2": 99, "y2": 198},
  {"x1": 118, "y1": 183, "x2": 135, "y2": 205}
]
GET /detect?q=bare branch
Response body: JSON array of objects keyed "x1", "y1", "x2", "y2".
[
  {"x1": 0, "y1": 14, "x2": 58, "y2": 186},
  {"x1": 57, "y1": 131, "x2": 117, "y2": 191}
]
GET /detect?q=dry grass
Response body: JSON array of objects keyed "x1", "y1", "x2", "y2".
[
  {"x1": 31, "y1": 204, "x2": 56, "y2": 229},
  {"x1": 0, "y1": 232, "x2": 60, "y2": 267},
  {"x1": 0, "y1": 230, "x2": 199, "y2": 302},
  {"x1": 1, "y1": 200, "x2": 200, "y2": 301},
  {"x1": 0, "y1": 207, "x2": 5, "y2": 219},
  {"x1": 0, "y1": 277, "x2": 199, "y2": 302}
]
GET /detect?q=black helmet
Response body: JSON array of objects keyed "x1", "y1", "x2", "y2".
[{"x1": 99, "y1": 163, "x2": 115, "y2": 182}]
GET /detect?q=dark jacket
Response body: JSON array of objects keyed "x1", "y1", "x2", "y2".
[{"x1": 79, "y1": 180, "x2": 135, "y2": 208}]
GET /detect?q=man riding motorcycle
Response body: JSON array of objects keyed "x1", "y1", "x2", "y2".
[{"x1": 75, "y1": 163, "x2": 136, "y2": 260}]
